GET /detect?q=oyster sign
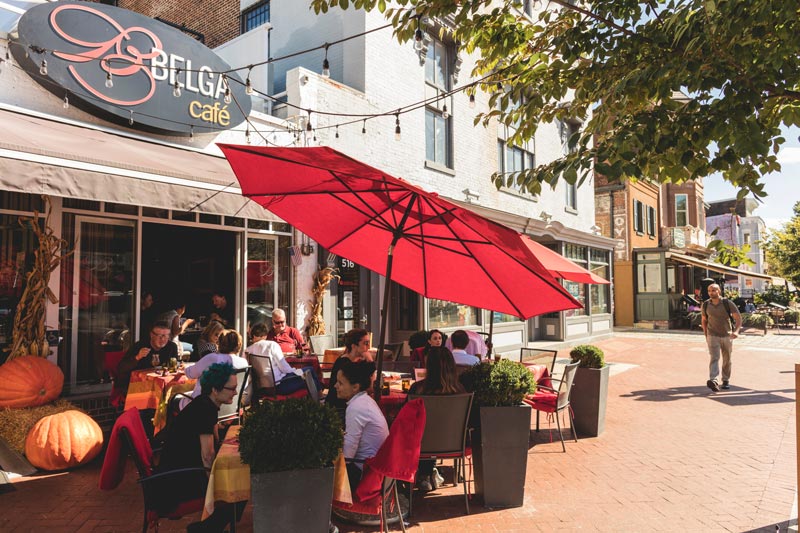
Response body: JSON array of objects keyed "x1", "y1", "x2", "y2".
[{"x1": 11, "y1": 1, "x2": 250, "y2": 135}]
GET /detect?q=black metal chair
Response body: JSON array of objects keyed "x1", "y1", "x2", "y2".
[
  {"x1": 248, "y1": 352, "x2": 309, "y2": 401},
  {"x1": 217, "y1": 366, "x2": 251, "y2": 424},
  {"x1": 407, "y1": 392, "x2": 474, "y2": 515},
  {"x1": 383, "y1": 342, "x2": 405, "y2": 361}
]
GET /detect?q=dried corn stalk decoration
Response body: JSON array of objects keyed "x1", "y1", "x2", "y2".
[
  {"x1": 7, "y1": 197, "x2": 72, "y2": 360},
  {"x1": 306, "y1": 266, "x2": 339, "y2": 336}
]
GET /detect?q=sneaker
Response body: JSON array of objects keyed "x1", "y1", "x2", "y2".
[
  {"x1": 417, "y1": 478, "x2": 432, "y2": 492},
  {"x1": 721, "y1": 381, "x2": 730, "y2": 390},
  {"x1": 707, "y1": 379, "x2": 720, "y2": 392},
  {"x1": 432, "y1": 467, "x2": 444, "y2": 489}
]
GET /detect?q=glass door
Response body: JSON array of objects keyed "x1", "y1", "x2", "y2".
[
  {"x1": 69, "y1": 217, "x2": 135, "y2": 387},
  {"x1": 246, "y1": 235, "x2": 279, "y2": 330}
]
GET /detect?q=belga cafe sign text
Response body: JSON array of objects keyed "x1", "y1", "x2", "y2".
[{"x1": 11, "y1": 1, "x2": 251, "y2": 135}]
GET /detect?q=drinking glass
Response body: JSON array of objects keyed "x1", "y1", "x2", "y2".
[
  {"x1": 401, "y1": 378, "x2": 411, "y2": 392},
  {"x1": 151, "y1": 353, "x2": 160, "y2": 367},
  {"x1": 494, "y1": 354, "x2": 502, "y2": 363}
]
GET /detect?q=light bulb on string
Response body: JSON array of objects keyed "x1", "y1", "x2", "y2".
[
  {"x1": 414, "y1": 18, "x2": 424, "y2": 51},
  {"x1": 394, "y1": 114, "x2": 401, "y2": 141},
  {"x1": 335, "y1": 125, "x2": 339, "y2": 139},
  {"x1": 442, "y1": 102, "x2": 450, "y2": 120},
  {"x1": 245, "y1": 126, "x2": 251, "y2": 144},
  {"x1": 63, "y1": 94, "x2": 69, "y2": 110},
  {"x1": 469, "y1": 93, "x2": 476, "y2": 109},
  {"x1": 190, "y1": 126, "x2": 194, "y2": 139},
  {"x1": 39, "y1": 59, "x2": 47, "y2": 76},
  {"x1": 245, "y1": 68, "x2": 254, "y2": 95},
  {"x1": 362, "y1": 119, "x2": 367, "y2": 135},
  {"x1": 222, "y1": 75, "x2": 231, "y2": 104},
  {"x1": 306, "y1": 111, "x2": 312, "y2": 132},
  {"x1": 129, "y1": 110, "x2": 134, "y2": 126},
  {"x1": 313, "y1": 129, "x2": 317, "y2": 142},
  {"x1": 173, "y1": 80, "x2": 181, "y2": 98},
  {"x1": 105, "y1": 71, "x2": 113, "y2": 88},
  {"x1": 322, "y1": 45, "x2": 330, "y2": 78}
]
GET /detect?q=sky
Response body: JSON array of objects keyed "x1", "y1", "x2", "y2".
[{"x1": 704, "y1": 126, "x2": 799, "y2": 232}]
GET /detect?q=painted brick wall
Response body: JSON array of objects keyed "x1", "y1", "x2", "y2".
[{"x1": 119, "y1": 0, "x2": 239, "y2": 49}]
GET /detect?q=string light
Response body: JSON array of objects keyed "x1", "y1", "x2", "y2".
[
  {"x1": 63, "y1": 94, "x2": 69, "y2": 109},
  {"x1": 105, "y1": 71, "x2": 113, "y2": 88},
  {"x1": 128, "y1": 110, "x2": 134, "y2": 126},
  {"x1": 394, "y1": 113, "x2": 401, "y2": 141},
  {"x1": 313, "y1": 129, "x2": 317, "y2": 142},
  {"x1": 414, "y1": 17, "x2": 424, "y2": 51},
  {"x1": 222, "y1": 75, "x2": 231, "y2": 104},
  {"x1": 442, "y1": 98, "x2": 450, "y2": 120},
  {"x1": 469, "y1": 93, "x2": 476, "y2": 109},
  {"x1": 362, "y1": 119, "x2": 367, "y2": 135},
  {"x1": 190, "y1": 125, "x2": 194, "y2": 139},
  {"x1": 306, "y1": 111, "x2": 313, "y2": 131},
  {"x1": 39, "y1": 59, "x2": 47, "y2": 76},
  {"x1": 335, "y1": 125, "x2": 339, "y2": 139},
  {"x1": 245, "y1": 67, "x2": 254, "y2": 95},
  {"x1": 245, "y1": 125, "x2": 251, "y2": 144},
  {"x1": 322, "y1": 44, "x2": 330, "y2": 78}
]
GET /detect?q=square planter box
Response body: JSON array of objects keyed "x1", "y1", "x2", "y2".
[
  {"x1": 252, "y1": 466, "x2": 334, "y2": 531},
  {"x1": 570, "y1": 365, "x2": 609, "y2": 437},
  {"x1": 472, "y1": 404, "x2": 531, "y2": 508}
]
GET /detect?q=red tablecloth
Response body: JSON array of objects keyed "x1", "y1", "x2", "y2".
[
  {"x1": 125, "y1": 367, "x2": 196, "y2": 433},
  {"x1": 377, "y1": 389, "x2": 408, "y2": 424},
  {"x1": 284, "y1": 356, "x2": 323, "y2": 382}
]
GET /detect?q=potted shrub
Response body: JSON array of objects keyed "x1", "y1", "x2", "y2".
[
  {"x1": 569, "y1": 344, "x2": 609, "y2": 437},
  {"x1": 239, "y1": 398, "x2": 343, "y2": 532},
  {"x1": 460, "y1": 359, "x2": 535, "y2": 508}
]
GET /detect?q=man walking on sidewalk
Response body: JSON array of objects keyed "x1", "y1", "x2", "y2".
[{"x1": 701, "y1": 283, "x2": 742, "y2": 391}]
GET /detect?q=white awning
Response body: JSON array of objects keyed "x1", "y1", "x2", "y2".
[
  {"x1": 666, "y1": 251, "x2": 773, "y2": 281},
  {"x1": 0, "y1": 108, "x2": 278, "y2": 220}
]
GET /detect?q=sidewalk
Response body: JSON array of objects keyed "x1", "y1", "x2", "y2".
[{"x1": 1, "y1": 330, "x2": 797, "y2": 532}]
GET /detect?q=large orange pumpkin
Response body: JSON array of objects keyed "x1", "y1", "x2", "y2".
[
  {"x1": 0, "y1": 356, "x2": 64, "y2": 408},
  {"x1": 25, "y1": 410, "x2": 103, "y2": 471}
]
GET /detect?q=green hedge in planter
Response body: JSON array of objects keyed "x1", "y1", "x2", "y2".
[
  {"x1": 785, "y1": 309, "x2": 799, "y2": 324},
  {"x1": 239, "y1": 398, "x2": 343, "y2": 474},
  {"x1": 741, "y1": 312, "x2": 773, "y2": 329},
  {"x1": 460, "y1": 360, "x2": 535, "y2": 407},
  {"x1": 569, "y1": 345, "x2": 605, "y2": 369}
]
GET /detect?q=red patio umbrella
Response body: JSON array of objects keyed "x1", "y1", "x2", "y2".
[{"x1": 218, "y1": 145, "x2": 582, "y2": 400}]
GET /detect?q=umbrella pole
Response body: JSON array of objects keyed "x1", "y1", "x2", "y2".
[
  {"x1": 374, "y1": 244, "x2": 396, "y2": 404},
  {"x1": 487, "y1": 311, "x2": 494, "y2": 360}
]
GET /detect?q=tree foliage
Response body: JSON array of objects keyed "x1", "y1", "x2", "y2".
[
  {"x1": 310, "y1": 0, "x2": 800, "y2": 196},
  {"x1": 707, "y1": 232, "x2": 755, "y2": 268},
  {"x1": 764, "y1": 201, "x2": 800, "y2": 288}
]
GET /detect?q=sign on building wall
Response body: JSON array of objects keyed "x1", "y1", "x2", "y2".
[
  {"x1": 613, "y1": 209, "x2": 628, "y2": 260},
  {"x1": 11, "y1": 1, "x2": 251, "y2": 135}
]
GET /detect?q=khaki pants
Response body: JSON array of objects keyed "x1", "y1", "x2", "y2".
[{"x1": 707, "y1": 335, "x2": 733, "y2": 382}]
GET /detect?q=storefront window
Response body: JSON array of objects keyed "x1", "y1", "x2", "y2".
[
  {"x1": 493, "y1": 312, "x2": 521, "y2": 323},
  {"x1": 428, "y1": 299, "x2": 478, "y2": 329},
  {"x1": 637, "y1": 263, "x2": 662, "y2": 293},
  {"x1": 590, "y1": 249, "x2": 610, "y2": 314},
  {"x1": 277, "y1": 235, "x2": 291, "y2": 316},
  {"x1": 564, "y1": 244, "x2": 587, "y2": 317},
  {"x1": 246, "y1": 236, "x2": 278, "y2": 328}
]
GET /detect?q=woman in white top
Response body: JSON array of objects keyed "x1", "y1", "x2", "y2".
[
  {"x1": 335, "y1": 361, "x2": 389, "y2": 492},
  {"x1": 184, "y1": 329, "x2": 249, "y2": 407}
]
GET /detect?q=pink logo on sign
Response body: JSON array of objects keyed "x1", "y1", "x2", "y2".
[{"x1": 49, "y1": 4, "x2": 163, "y2": 106}]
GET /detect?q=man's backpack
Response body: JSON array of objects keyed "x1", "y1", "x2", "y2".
[{"x1": 701, "y1": 298, "x2": 736, "y2": 329}]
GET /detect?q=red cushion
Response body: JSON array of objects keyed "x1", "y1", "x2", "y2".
[{"x1": 523, "y1": 390, "x2": 558, "y2": 412}]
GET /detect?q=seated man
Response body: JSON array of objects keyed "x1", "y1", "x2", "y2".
[
  {"x1": 247, "y1": 323, "x2": 321, "y2": 398},
  {"x1": 209, "y1": 291, "x2": 233, "y2": 328},
  {"x1": 445, "y1": 329, "x2": 487, "y2": 358},
  {"x1": 266, "y1": 309, "x2": 308, "y2": 354},
  {"x1": 157, "y1": 362, "x2": 239, "y2": 532},
  {"x1": 449, "y1": 330, "x2": 480, "y2": 366},
  {"x1": 116, "y1": 321, "x2": 178, "y2": 395}
]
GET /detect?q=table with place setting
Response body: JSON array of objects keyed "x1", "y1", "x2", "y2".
[{"x1": 124, "y1": 363, "x2": 196, "y2": 433}]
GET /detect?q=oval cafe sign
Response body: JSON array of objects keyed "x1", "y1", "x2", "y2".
[{"x1": 11, "y1": 1, "x2": 251, "y2": 135}]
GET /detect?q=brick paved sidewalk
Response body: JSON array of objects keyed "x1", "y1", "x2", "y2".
[{"x1": 1, "y1": 331, "x2": 797, "y2": 532}]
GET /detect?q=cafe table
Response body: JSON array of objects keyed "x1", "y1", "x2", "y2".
[
  {"x1": 124, "y1": 365, "x2": 196, "y2": 433},
  {"x1": 283, "y1": 355, "x2": 323, "y2": 383},
  {"x1": 202, "y1": 426, "x2": 353, "y2": 521}
]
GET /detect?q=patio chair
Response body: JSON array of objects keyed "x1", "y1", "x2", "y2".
[
  {"x1": 309, "y1": 334, "x2": 335, "y2": 354},
  {"x1": 519, "y1": 347, "x2": 558, "y2": 374},
  {"x1": 99, "y1": 408, "x2": 211, "y2": 533},
  {"x1": 407, "y1": 393, "x2": 474, "y2": 516},
  {"x1": 383, "y1": 342, "x2": 404, "y2": 361},
  {"x1": 333, "y1": 399, "x2": 426, "y2": 533},
  {"x1": 524, "y1": 362, "x2": 579, "y2": 452},
  {"x1": 248, "y1": 352, "x2": 309, "y2": 402},
  {"x1": 381, "y1": 361, "x2": 414, "y2": 375}
]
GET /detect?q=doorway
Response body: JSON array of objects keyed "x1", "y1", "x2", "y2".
[{"x1": 141, "y1": 223, "x2": 236, "y2": 336}]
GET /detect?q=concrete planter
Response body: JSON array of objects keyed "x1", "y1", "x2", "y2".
[
  {"x1": 251, "y1": 466, "x2": 334, "y2": 532},
  {"x1": 472, "y1": 404, "x2": 531, "y2": 508},
  {"x1": 571, "y1": 365, "x2": 610, "y2": 437}
]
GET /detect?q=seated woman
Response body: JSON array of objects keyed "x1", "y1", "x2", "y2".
[
  {"x1": 157, "y1": 362, "x2": 238, "y2": 532},
  {"x1": 324, "y1": 328, "x2": 373, "y2": 414},
  {"x1": 195, "y1": 321, "x2": 224, "y2": 361},
  {"x1": 185, "y1": 330, "x2": 249, "y2": 407},
  {"x1": 335, "y1": 361, "x2": 389, "y2": 494},
  {"x1": 408, "y1": 346, "x2": 464, "y2": 492},
  {"x1": 410, "y1": 329, "x2": 444, "y2": 368}
]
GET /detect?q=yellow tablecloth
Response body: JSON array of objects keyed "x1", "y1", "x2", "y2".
[
  {"x1": 203, "y1": 425, "x2": 250, "y2": 520},
  {"x1": 124, "y1": 367, "x2": 196, "y2": 433}
]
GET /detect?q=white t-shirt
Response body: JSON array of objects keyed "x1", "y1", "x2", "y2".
[
  {"x1": 184, "y1": 352, "x2": 249, "y2": 406},
  {"x1": 343, "y1": 391, "x2": 389, "y2": 469},
  {"x1": 246, "y1": 339, "x2": 302, "y2": 389}
]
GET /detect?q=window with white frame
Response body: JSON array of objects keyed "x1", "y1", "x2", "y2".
[
  {"x1": 497, "y1": 140, "x2": 535, "y2": 194},
  {"x1": 634, "y1": 200, "x2": 644, "y2": 233},
  {"x1": 425, "y1": 39, "x2": 453, "y2": 168},
  {"x1": 675, "y1": 194, "x2": 688, "y2": 226},
  {"x1": 646, "y1": 205, "x2": 656, "y2": 236}
]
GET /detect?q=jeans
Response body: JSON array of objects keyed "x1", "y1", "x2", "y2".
[{"x1": 707, "y1": 335, "x2": 733, "y2": 382}]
